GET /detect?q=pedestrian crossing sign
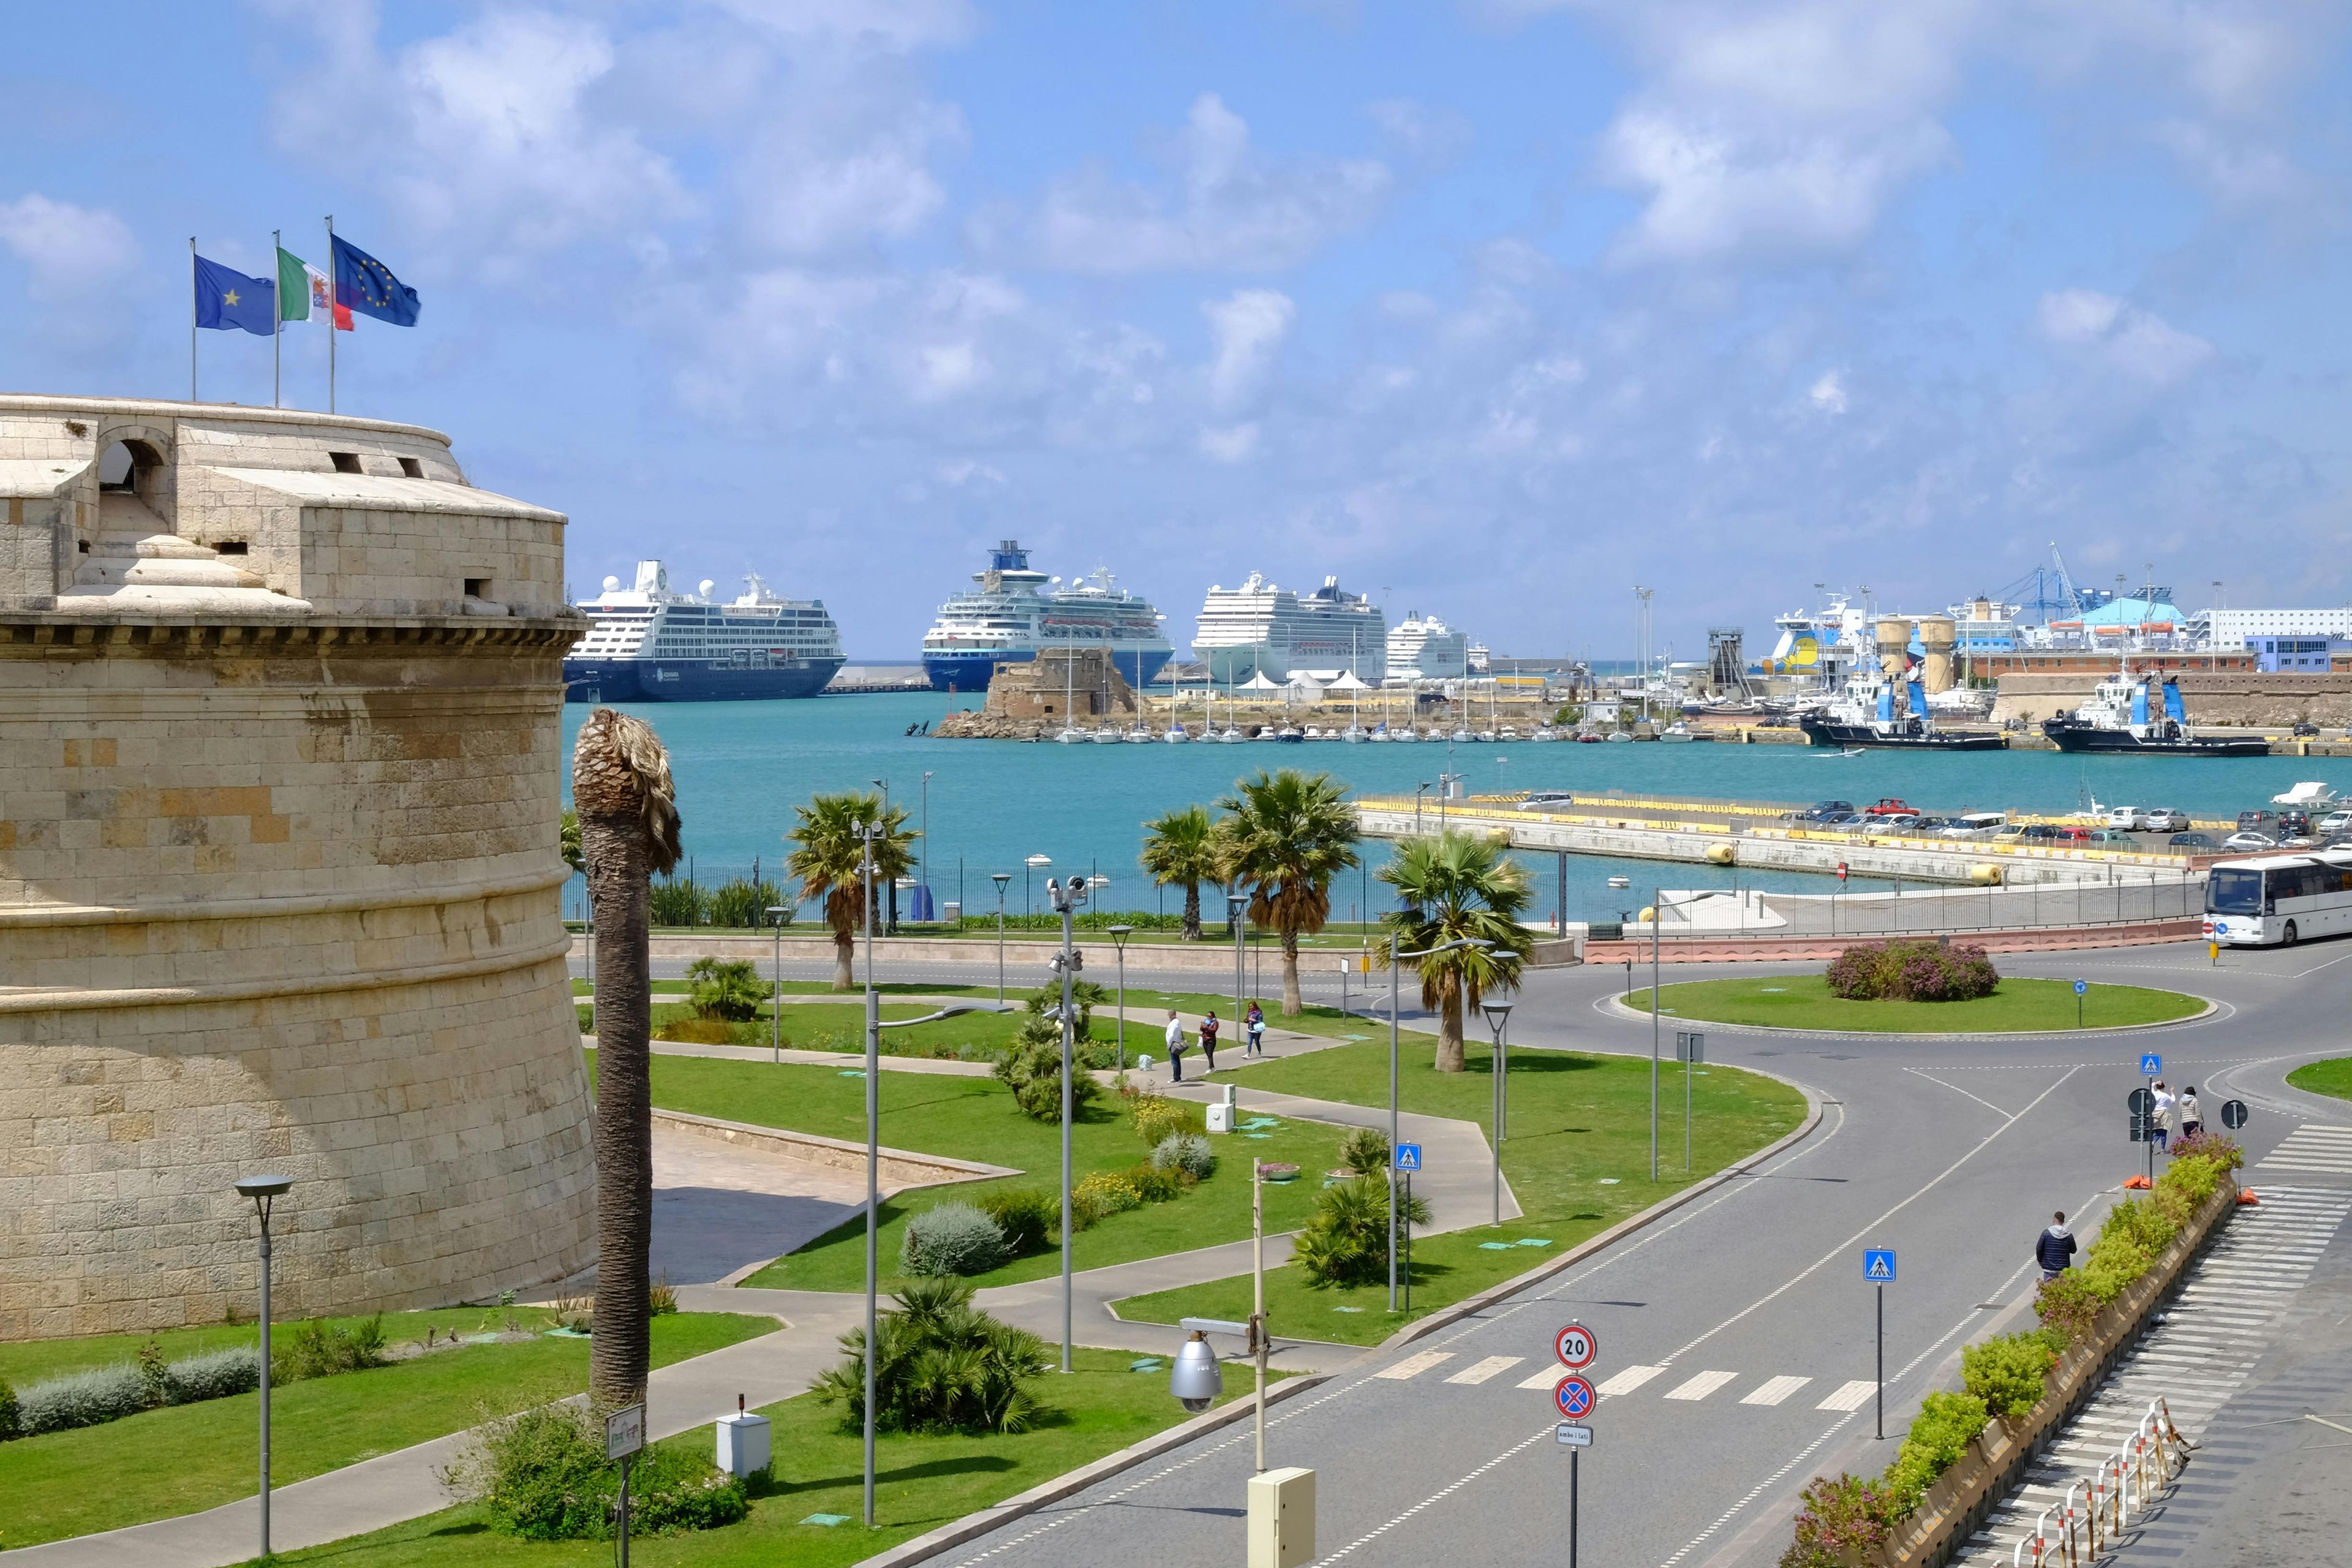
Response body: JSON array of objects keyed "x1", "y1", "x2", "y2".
[
  {"x1": 1863, "y1": 1249, "x2": 1896, "y2": 1282},
  {"x1": 1393, "y1": 1142, "x2": 1422, "y2": 1173}
]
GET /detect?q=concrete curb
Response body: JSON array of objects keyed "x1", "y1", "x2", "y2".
[
  {"x1": 845, "y1": 1371, "x2": 1333, "y2": 1568},
  {"x1": 1599, "y1": 992, "x2": 2221, "y2": 1040}
]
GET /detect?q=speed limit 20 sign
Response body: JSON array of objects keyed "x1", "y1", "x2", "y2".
[{"x1": 1554, "y1": 1322, "x2": 1599, "y2": 1370}]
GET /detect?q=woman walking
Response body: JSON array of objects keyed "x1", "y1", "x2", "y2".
[
  {"x1": 2177, "y1": 1085, "x2": 2203, "y2": 1139},
  {"x1": 1245, "y1": 1001, "x2": 1265, "y2": 1058},
  {"x1": 1200, "y1": 1009, "x2": 1221, "y2": 1073}
]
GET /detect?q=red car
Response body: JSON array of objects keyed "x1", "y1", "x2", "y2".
[{"x1": 1863, "y1": 797, "x2": 1917, "y2": 817}]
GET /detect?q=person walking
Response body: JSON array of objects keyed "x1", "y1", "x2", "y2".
[
  {"x1": 2177, "y1": 1085, "x2": 2203, "y2": 1140},
  {"x1": 2035, "y1": 1212, "x2": 2077, "y2": 1280},
  {"x1": 1245, "y1": 1001, "x2": 1265, "y2": 1058},
  {"x1": 2150, "y1": 1080, "x2": 2176, "y2": 1153},
  {"x1": 1199, "y1": 1009, "x2": 1221, "y2": 1073},
  {"x1": 1164, "y1": 1009, "x2": 1186, "y2": 1082}
]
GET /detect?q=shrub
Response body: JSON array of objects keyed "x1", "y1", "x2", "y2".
[
  {"x1": 2171, "y1": 1129, "x2": 2244, "y2": 1170},
  {"x1": 1292, "y1": 1177, "x2": 1430, "y2": 1288},
  {"x1": 2163, "y1": 1152, "x2": 2226, "y2": 1205},
  {"x1": 900, "y1": 1202, "x2": 1009, "y2": 1277},
  {"x1": 813, "y1": 1278, "x2": 1050, "y2": 1434},
  {"x1": 684, "y1": 957, "x2": 764, "y2": 1022},
  {"x1": 1961, "y1": 1331, "x2": 2060, "y2": 1418},
  {"x1": 1340, "y1": 1126, "x2": 1390, "y2": 1177},
  {"x1": 17, "y1": 1363, "x2": 148, "y2": 1434},
  {"x1": 2034, "y1": 1271, "x2": 2101, "y2": 1344},
  {"x1": 1131, "y1": 1092, "x2": 1201, "y2": 1147},
  {"x1": 706, "y1": 878, "x2": 785, "y2": 930},
  {"x1": 649, "y1": 876, "x2": 710, "y2": 927},
  {"x1": 627, "y1": 1442, "x2": 752, "y2": 1533},
  {"x1": 1825, "y1": 940, "x2": 1999, "y2": 1001},
  {"x1": 648, "y1": 1278, "x2": 679, "y2": 1317},
  {"x1": 276, "y1": 1314, "x2": 389, "y2": 1381},
  {"x1": 2100, "y1": 1193, "x2": 2181, "y2": 1257},
  {"x1": 438, "y1": 1404, "x2": 745, "y2": 1540},
  {"x1": 162, "y1": 1346, "x2": 261, "y2": 1405},
  {"x1": 1154, "y1": 1132, "x2": 1217, "y2": 1180},
  {"x1": 977, "y1": 1188, "x2": 1057, "y2": 1256},
  {"x1": 1883, "y1": 1390, "x2": 1989, "y2": 1507},
  {"x1": 1779, "y1": 1473, "x2": 1907, "y2": 1568},
  {"x1": 993, "y1": 1022, "x2": 1104, "y2": 1122},
  {"x1": 1073, "y1": 1169, "x2": 1143, "y2": 1225},
  {"x1": 1125, "y1": 1161, "x2": 1187, "y2": 1202},
  {"x1": 0, "y1": 1376, "x2": 17, "y2": 1440}
]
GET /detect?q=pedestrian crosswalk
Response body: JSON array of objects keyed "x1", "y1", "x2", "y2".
[
  {"x1": 1950, "y1": 1185, "x2": 2352, "y2": 1568},
  {"x1": 1383, "y1": 1359, "x2": 1888, "y2": 1412},
  {"x1": 2253, "y1": 1121, "x2": 2352, "y2": 1176}
]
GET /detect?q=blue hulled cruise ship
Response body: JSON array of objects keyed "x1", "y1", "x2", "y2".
[
  {"x1": 921, "y1": 540, "x2": 1172, "y2": 693},
  {"x1": 564, "y1": 560, "x2": 845, "y2": 703}
]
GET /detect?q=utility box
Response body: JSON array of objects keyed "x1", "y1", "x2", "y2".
[
  {"x1": 1207, "y1": 1101, "x2": 1234, "y2": 1134},
  {"x1": 942, "y1": 902, "x2": 962, "y2": 923},
  {"x1": 1248, "y1": 1466, "x2": 1316, "y2": 1568},
  {"x1": 715, "y1": 1411, "x2": 771, "y2": 1477}
]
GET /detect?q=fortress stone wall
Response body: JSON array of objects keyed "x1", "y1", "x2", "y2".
[{"x1": 0, "y1": 396, "x2": 595, "y2": 1340}]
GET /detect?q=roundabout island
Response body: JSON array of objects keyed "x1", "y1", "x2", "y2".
[{"x1": 1627, "y1": 973, "x2": 2211, "y2": 1033}]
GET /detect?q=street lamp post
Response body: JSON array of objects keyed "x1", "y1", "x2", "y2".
[
  {"x1": 1387, "y1": 936, "x2": 1487, "y2": 1311},
  {"x1": 919, "y1": 771, "x2": 933, "y2": 919},
  {"x1": 1482, "y1": 1000, "x2": 1512, "y2": 1225},
  {"x1": 1108, "y1": 925, "x2": 1133, "y2": 1071},
  {"x1": 990, "y1": 872, "x2": 1011, "y2": 1000},
  {"x1": 1229, "y1": 892, "x2": 1247, "y2": 1028},
  {"x1": 767, "y1": 905, "x2": 791, "y2": 1064},
  {"x1": 235, "y1": 1173, "x2": 292, "y2": 1561},
  {"x1": 1414, "y1": 780, "x2": 1431, "y2": 835},
  {"x1": 1047, "y1": 873, "x2": 1091, "y2": 1373}
]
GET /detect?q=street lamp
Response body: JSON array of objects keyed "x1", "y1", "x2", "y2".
[
  {"x1": 1228, "y1": 892, "x2": 1248, "y2": 1030},
  {"x1": 1414, "y1": 780, "x2": 1431, "y2": 835},
  {"x1": 1385, "y1": 936, "x2": 1488, "y2": 1310},
  {"x1": 1482, "y1": 1000, "x2": 1512, "y2": 1226},
  {"x1": 919, "y1": 770, "x2": 933, "y2": 919},
  {"x1": 234, "y1": 1172, "x2": 292, "y2": 1561},
  {"x1": 1648, "y1": 888, "x2": 1705, "y2": 1183},
  {"x1": 767, "y1": 905, "x2": 791, "y2": 1064},
  {"x1": 1108, "y1": 925, "x2": 1134, "y2": 1071},
  {"x1": 990, "y1": 873, "x2": 1012, "y2": 1000},
  {"x1": 1047, "y1": 873, "x2": 1091, "y2": 1373},
  {"x1": 1026, "y1": 853, "x2": 1052, "y2": 920}
]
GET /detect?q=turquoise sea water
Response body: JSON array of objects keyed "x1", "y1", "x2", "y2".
[{"x1": 559, "y1": 695, "x2": 2323, "y2": 924}]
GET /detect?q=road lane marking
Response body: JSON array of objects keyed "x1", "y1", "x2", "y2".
[
  {"x1": 1815, "y1": 1379, "x2": 1877, "y2": 1411},
  {"x1": 1663, "y1": 1370, "x2": 1738, "y2": 1401},
  {"x1": 1597, "y1": 1363, "x2": 1667, "y2": 1396},
  {"x1": 1740, "y1": 1375, "x2": 1812, "y2": 1406},
  {"x1": 1901, "y1": 1066, "x2": 2010, "y2": 1117},
  {"x1": 1445, "y1": 1355, "x2": 1521, "y2": 1385},
  {"x1": 1311, "y1": 1423, "x2": 1556, "y2": 1562},
  {"x1": 1517, "y1": 1366, "x2": 1567, "y2": 1389},
  {"x1": 1376, "y1": 1351, "x2": 1454, "y2": 1380}
]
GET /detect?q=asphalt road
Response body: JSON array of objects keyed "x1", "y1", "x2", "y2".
[{"x1": 911, "y1": 938, "x2": 2352, "y2": 1568}]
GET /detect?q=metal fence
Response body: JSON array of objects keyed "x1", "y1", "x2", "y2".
[{"x1": 1619, "y1": 870, "x2": 2205, "y2": 942}]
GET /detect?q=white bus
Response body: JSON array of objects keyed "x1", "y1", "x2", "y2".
[{"x1": 2204, "y1": 851, "x2": 2352, "y2": 946}]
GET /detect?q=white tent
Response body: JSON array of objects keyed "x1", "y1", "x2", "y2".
[
  {"x1": 1325, "y1": 670, "x2": 1373, "y2": 692},
  {"x1": 1237, "y1": 671, "x2": 1281, "y2": 690},
  {"x1": 1283, "y1": 676, "x2": 1326, "y2": 701}
]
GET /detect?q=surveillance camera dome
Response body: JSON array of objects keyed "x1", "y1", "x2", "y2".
[{"x1": 1179, "y1": 1395, "x2": 1213, "y2": 1414}]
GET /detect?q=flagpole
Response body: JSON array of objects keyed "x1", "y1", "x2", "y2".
[
  {"x1": 189, "y1": 236, "x2": 198, "y2": 404},
  {"x1": 325, "y1": 216, "x2": 336, "y2": 415},
  {"x1": 271, "y1": 228, "x2": 282, "y2": 409}
]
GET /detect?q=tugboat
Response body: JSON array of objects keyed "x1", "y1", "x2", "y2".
[
  {"x1": 1799, "y1": 668, "x2": 2004, "y2": 752},
  {"x1": 2041, "y1": 663, "x2": 2267, "y2": 756}
]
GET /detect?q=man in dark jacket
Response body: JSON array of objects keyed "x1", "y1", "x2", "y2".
[{"x1": 2035, "y1": 1212, "x2": 2077, "y2": 1280}]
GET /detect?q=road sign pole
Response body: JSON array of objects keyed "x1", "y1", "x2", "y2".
[
  {"x1": 1875, "y1": 1283, "x2": 1884, "y2": 1441},
  {"x1": 2146, "y1": 1072, "x2": 2154, "y2": 1185},
  {"x1": 1569, "y1": 1448, "x2": 1579, "y2": 1568}
]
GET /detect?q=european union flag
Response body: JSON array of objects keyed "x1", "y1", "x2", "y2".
[
  {"x1": 194, "y1": 255, "x2": 276, "y2": 336},
  {"x1": 331, "y1": 235, "x2": 420, "y2": 326}
]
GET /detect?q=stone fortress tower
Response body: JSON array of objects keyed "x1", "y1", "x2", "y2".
[{"x1": 0, "y1": 395, "x2": 596, "y2": 1340}]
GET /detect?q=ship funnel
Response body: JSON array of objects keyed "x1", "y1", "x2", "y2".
[{"x1": 634, "y1": 560, "x2": 667, "y2": 594}]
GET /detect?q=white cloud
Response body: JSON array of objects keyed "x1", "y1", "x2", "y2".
[
  {"x1": 1199, "y1": 423, "x2": 1262, "y2": 462},
  {"x1": 1202, "y1": 288, "x2": 1295, "y2": 408},
  {"x1": 2037, "y1": 289, "x2": 2213, "y2": 385},
  {"x1": 1809, "y1": 370, "x2": 1849, "y2": 413},
  {"x1": 998, "y1": 93, "x2": 1391, "y2": 273},
  {"x1": 0, "y1": 194, "x2": 137, "y2": 304}
]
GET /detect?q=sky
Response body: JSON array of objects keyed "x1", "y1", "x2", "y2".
[{"x1": 3, "y1": 1, "x2": 2349, "y2": 660}]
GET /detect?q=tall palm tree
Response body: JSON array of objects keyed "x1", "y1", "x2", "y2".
[
  {"x1": 786, "y1": 791, "x2": 917, "y2": 990},
  {"x1": 1139, "y1": 804, "x2": 1224, "y2": 941},
  {"x1": 1376, "y1": 829, "x2": 1534, "y2": 1072},
  {"x1": 1217, "y1": 769, "x2": 1361, "y2": 1015},
  {"x1": 571, "y1": 707, "x2": 682, "y2": 1409}
]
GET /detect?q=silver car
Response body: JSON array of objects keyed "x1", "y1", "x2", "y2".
[{"x1": 2141, "y1": 807, "x2": 2188, "y2": 832}]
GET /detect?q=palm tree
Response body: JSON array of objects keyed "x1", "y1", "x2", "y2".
[
  {"x1": 786, "y1": 791, "x2": 916, "y2": 990},
  {"x1": 1139, "y1": 804, "x2": 1223, "y2": 941},
  {"x1": 1217, "y1": 769, "x2": 1361, "y2": 1015},
  {"x1": 1376, "y1": 829, "x2": 1534, "y2": 1072},
  {"x1": 571, "y1": 707, "x2": 682, "y2": 1409}
]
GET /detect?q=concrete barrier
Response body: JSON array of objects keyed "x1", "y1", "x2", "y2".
[
  {"x1": 651, "y1": 1107, "x2": 1019, "y2": 1188},
  {"x1": 1585, "y1": 918, "x2": 2202, "y2": 964}
]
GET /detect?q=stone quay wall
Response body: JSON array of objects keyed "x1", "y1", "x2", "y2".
[{"x1": 0, "y1": 396, "x2": 595, "y2": 1341}]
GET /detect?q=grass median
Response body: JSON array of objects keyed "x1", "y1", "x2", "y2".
[
  {"x1": 1117, "y1": 1039, "x2": 1807, "y2": 1346},
  {"x1": 2287, "y1": 1057, "x2": 2352, "y2": 1101},
  {"x1": 1630, "y1": 974, "x2": 2205, "y2": 1033},
  {"x1": 0, "y1": 1311, "x2": 774, "y2": 1550},
  {"x1": 258, "y1": 1348, "x2": 1282, "y2": 1567}
]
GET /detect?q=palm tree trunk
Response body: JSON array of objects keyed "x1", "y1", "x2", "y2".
[
  {"x1": 832, "y1": 922, "x2": 854, "y2": 990},
  {"x1": 1181, "y1": 882, "x2": 1200, "y2": 941},
  {"x1": 1434, "y1": 984, "x2": 1466, "y2": 1072},
  {"x1": 1280, "y1": 926, "x2": 1303, "y2": 1015}
]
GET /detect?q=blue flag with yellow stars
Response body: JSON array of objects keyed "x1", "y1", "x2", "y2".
[
  {"x1": 194, "y1": 255, "x2": 276, "y2": 336},
  {"x1": 330, "y1": 235, "x2": 421, "y2": 326}
]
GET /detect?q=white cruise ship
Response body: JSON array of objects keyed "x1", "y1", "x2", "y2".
[
  {"x1": 921, "y1": 540, "x2": 1172, "y2": 692},
  {"x1": 564, "y1": 560, "x2": 845, "y2": 703},
  {"x1": 1386, "y1": 611, "x2": 1470, "y2": 682},
  {"x1": 1193, "y1": 573, "x2": 1387, "y2": 684}
]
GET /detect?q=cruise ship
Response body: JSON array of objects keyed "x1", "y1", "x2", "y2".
[
  {"x1": 563, "y1": 561, "x2": 845, "y2": 703},
  {"x1": 921, "y1": 540, "x2": 1173, "y2": 693},
  {"x1": 1193, "y1": 573, "x2": 1387, "y2": 684},
  {"x1": 1387, "y1": 611, "x2": 1469, "y2": 682}
]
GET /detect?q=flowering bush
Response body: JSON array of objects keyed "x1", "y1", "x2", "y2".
[
  {"x1": 1825, "y1": 940, "x2": 1999, "y2": 1001},
  {"x1": 1779, "y1": 1473, "x2": 1909, "y2": 1568},
  {"x1": 2169, "y1": 1129, "x2": 2244, "y2": 1172}
]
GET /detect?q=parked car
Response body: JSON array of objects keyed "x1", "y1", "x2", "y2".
[
  {"x1": 2223, "y1": 830, "x2": 2279, "y2": 851},
  {"x1": 1864, "y1": 797, "x2": 1917, "y2": 817},
  {"x1": 2237, "y1": 809, "x2": 2283, "y2": 835},
  {"x1": 2141, "y1": 808, "x2": 2188, "y2": 832},
  {"x1": 1875, "y1": 812, "x2": 1923, "y2": 830},
  {"x1": 2085, "y1": 829, "x2": 2136, "y2": 844},
  {"x1": 1997, "y1": 823, "x2": 2062, "y2": 843},
  {"x1": 1517, "y1": 791, "x2": 1578, "y2": 811},
  {"x1": 1804, "y1": 800, "x2": 1856, "y2": 821},
  {"x1": 2053, "y1": 826, "x2": 2095, "y2": 843},
  {"x1": 2168, "y1": 831, "x2": 2216, "y2": 850},
  {"x1": 2280, "y1": 811, "x2": 2314, "y2": 839},
  {"x1": 1947, "y1": 811, "x2": 2011, "y2": 839},
  {"x1": 1819, "y1": 812, "x2": 1866, "y2": 829},
  {"x1": 2292, "y1": 721, "x2": 2321, "y2": 737},
  {"x1": 2318, "y1": 810, "x2": 2352, "y2": 835},
  {"x1": 2106, "y1": 805, "x2": 2148, "y2": 829}
]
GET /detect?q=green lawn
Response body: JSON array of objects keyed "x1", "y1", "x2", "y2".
[
  {"x1": 0, "y1": 1312, "x2": 774, "y2": 1550},
  {"x1": 2287, "y1": 1057, "x2": 2352, "y2": 1101},
  {"x1": 1117, "y1": 1038, "x2": 1806, "y2": 1339},
  {"x1": 254, "y1": 1349, "x2": 1278, "y2": 1568},
  {"x1": 581, "y1": 998, "x2": 1120, "y2": 1058},
  {"x1": 1638, "y1": 974, "x2": 2206, "y2": 1033},
  {"x1": 604, "y1": 1053, "x2": 1350, "y2": 1293}
]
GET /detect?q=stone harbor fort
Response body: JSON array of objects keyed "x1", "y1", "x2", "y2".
[{"x1": 0, "y1": 394, "x2": 595, "y2": 1340}]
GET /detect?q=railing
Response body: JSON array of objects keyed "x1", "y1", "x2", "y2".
[{"x1": 2011, "y1": 1398, "x2": 2188, "y2": 1568}]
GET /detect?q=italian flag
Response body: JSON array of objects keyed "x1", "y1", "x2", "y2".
[{"x1": 277, "y1": 246, "x2": 351, "y2": 330}]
